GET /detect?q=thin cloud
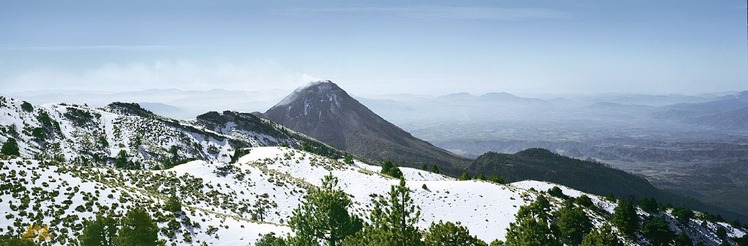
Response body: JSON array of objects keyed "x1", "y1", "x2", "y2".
[
  {"x1": 0, "y1": 45, "x2": 194, "y2": 51},
  {"x1": 0, "y1": 60, "x2": 305, "y2": 93},
  {"x1": 282, "y1": 6, "x2": 568, "y2": 21}
]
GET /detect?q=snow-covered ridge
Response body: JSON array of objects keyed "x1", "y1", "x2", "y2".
[
  {"x1": 0, "y1": 96, "x2": 326, "y2": 169},
  {"x1": 1, "y1": 146, "x2": 534, "y2": 245},
  {"x1": 0, "y1": 146, "x2": 744, "y2": 245}
]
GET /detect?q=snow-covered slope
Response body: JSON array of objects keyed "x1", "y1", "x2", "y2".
[
  {"x1": 0, "y1": 96, "x2": 334, "y2": 169},
  {"x1": 2, "y1": 146, "x2": 744, "y2": 245}
]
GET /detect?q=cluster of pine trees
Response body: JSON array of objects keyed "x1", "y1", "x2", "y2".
[
  {"x1": 78, "y1": 208, "x2": 161, "y2": 246},
  {"x1": 257, "y1": 174, "x2": 492, "y2": 246},
  {"x1": 503, "y1": 193, "x2": 619, "y2": 246},
  {"x1": 0, "y1": 208, "x2": 162, "y2": 246}
]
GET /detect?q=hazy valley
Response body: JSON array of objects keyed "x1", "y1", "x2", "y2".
[{"x1": 361, "y1": 91, "x2": 748, "y2": 223}]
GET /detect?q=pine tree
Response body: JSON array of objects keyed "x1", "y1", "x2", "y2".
[
  {"x1": 343, "y1": 178, "x2": 424, "y2": 246},
  {"x1": 429, "y1": 165, "x2": 440, "y2": 174},
  {"x1": 424, "y1": 221, "x2": 487, "y2": 246},
  {"x1": 488, "y1": 175, "x2": 504, "y2": 184},
  {"x1": 164, "y1": 193, "x2": 182, "y2": 214},
  {"x1": 575, "y1": 195, "x2": 593, "y2": 208},
  {"x1": 168, "y1": 145, "x2": 179, "y2": 162},
  {"x1": 642, "y1": 217, "x2": 674, "y2": 246},
  {"x1": 289, "y1": 174, "x2": 363, "y2": 246},
  {"x1": 555, "y1": 205, "x2": 592, "y2": 245},
  {"x1": 80, "y1": 214, "x2": 118, "y2": 246},
  {"x1": 611, "y1": 199, "x2": 638, "y2": 238},
  {"x1": 548, "y1": 186, "x2": 568, "y2": 199},
  {"x1": 256, "y1": 232, "x2": 287, "y2": 246},
  {"x1": 1, "y1": 138, "x2": 19, "y2": 156},
  {"x1": 253, "y1": 193, "x2": 273, "y2": 222},
  {"x1": 504, "y1": 195, "x2": 561, "y2": 246},
  {"x1": 0, "y1": 236, "x2": 37, "y2": 246},
  {"x1": 458, "y1": 172, "x2": 471, "y2": 181},
  {"x1": 114, "y1": 150, "x2": 128, "y2": 169},
  {"x1": 639, "y1": 197, "x2": 658, "y2": 213},
  {"x1": 381, "y1": 160, "x2": 403, "y2": 179},
  {"x1": 115, "y1": 208, "x2": 161, "y2": 246},
  {"x1": 674, "y1": 232, "x2": 693, "y2": 246},
  {"x1": 672, "y1": 208, "x2": 694, "y2": 224},
  {"x1": 473, "y1": 173, "x2": 485, "y2": 180},
  {"x1": 505, "y1": 216, "x2": 559, "y2": 246},
  {"x1": 344, "y1": 154, "x2": 354, "y2": 164},
  {"x1": 20, "y1": 101, "x2": 34, "y2": 112},
  {"x1": 580, "y1": 224, "x2": 622, "y2": 246},
  {"x1": 716, "y1": 227, "x2": 727, "y2": 240}
]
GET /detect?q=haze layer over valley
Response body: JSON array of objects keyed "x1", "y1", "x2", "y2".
[{"x1": 360, "y1": 90, "x2": 748, "y2": 221}]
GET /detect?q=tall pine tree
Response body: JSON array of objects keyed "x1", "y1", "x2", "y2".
[
  {"x1": 611, "y1": 199, "x2": 638, "y2": 238},
  {"x1": 115, "y1": 208, "x2": 161, "y2": 246},
  {"x1": 555, "y1": 204, "x2": 592, "y2": 245},
  {"x1": 79, "y1": 213, "x2": 118, "y2": 246},
  {"x1": 580, "y1": 224, "x2": 622, "y2": 246},
  {"x1": 1, "y1": 138, "x2": 19, "y2": 156},
  {"x1": 504, "y1": 195, "x2": 561, "y2": 246},
  {"x1": 641, "y1": 217, "x2": 674, "y2": 246},
  {"x1": 344, "y1": 178, "x2": 424, "y2": 246},
  {"x1": 424, "y1": 220, "x2": 487, "y2": 246},
  {"x1": 289, "y1": 174, "x2": 363, "y2": 246}
]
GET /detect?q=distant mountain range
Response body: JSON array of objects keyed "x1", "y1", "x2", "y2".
[{"x1": 360, "y1": 90, "x2": 748, "y2": 131}]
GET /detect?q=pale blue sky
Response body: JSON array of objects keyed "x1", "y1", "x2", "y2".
[{"x1": 1, "y1": 0, "x2": 746, "y2": 96}]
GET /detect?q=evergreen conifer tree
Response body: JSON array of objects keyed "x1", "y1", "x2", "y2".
[
  {"x1": 80, "y1": 213, "x2": 118, "y2": 246},
  {"x1": 164, "y1": 193, "x2": 182, "y2": 214},
  {"x1": 343, "y1": 178, "x2": 424, "y2": 246},
  {"x1": 611, "y1": 199, "x2": 638, "y2": 238},
  {"x1": 639, "y1": 197, "x2": 658, "y2": 213},
  {"x1": 255, "y1": 232, "x2": 287, "y2": 246},
  {"x1": 424, "y1": 220, "x2": 487, "y2": 246},
  {"x1": 580, "y1": 224, "x2": 622, "y2": 246},
  {"x1": 289, "y1": 174, "x2": 363, "y2": 246},
  {"x1": 1, "y1": 138, "x2": 19, "y2": 156},
  {"x1": 114, "y1": 150, "x2": 128, "y2": 169},
  {"x1": 458, "y1": 172, "x2": 471, "y2": 181},
  {"x1": 642, "y1": 217, "x2": 674, "y2": 246},
  {"x1": 429, "y1": 165, "x2": 440, "y2": 174},
  {"x1": 380, "y1": 160, "x2": 403, "y2": 179},
  {"x1": 504, "y1": 195, "x2": 561, "y2": 246},
  {"x1": 674, "y1": 232, "x2": 693, "y2": 246},
  {"x1": 115, "y1": 208, "x2": 161, "y2": 246},
  {"x1": 555, "y1": 205, "x2": 592, "y2": 245}
]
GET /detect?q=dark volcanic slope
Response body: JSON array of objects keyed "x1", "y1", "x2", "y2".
[{"x1": 263, "y1": 81, "x2": 470, "y2": 174}]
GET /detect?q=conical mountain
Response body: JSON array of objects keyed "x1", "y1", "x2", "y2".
[{"x1": 263, "y1": 80, "x2": 470, "y2": 174}]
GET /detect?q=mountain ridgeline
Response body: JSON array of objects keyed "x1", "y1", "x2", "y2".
[
  {"x1": 0, "y1": 96, "x2": 336, "y2": 169},
  {"x1": 468, "y1": 149, "x2": 747, "y2": 222},
  {"x1": 262, "y1": 81, "x2": 471, "y2": 175}
]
